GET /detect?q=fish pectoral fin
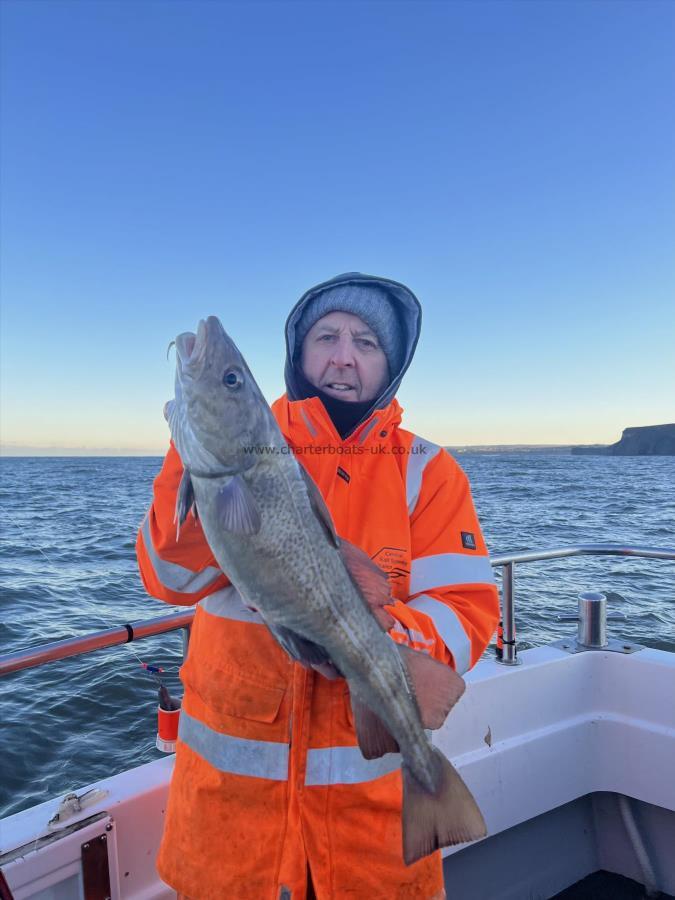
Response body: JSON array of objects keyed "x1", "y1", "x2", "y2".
[
  {"x1": 340, "y1": 540, "x2": 393, "y2": 628},
  {"x1": 175, "y1": 468, "x2": 198, "y2": 535},
  {"x1": 271, "y1": 625, "x2": 333, "y2": 667},
  {"x1": 402, "y1": 750, "x2": 486, "y2": 865},
  {"x1": 350, "y1": 695, "x2": 399, "y2": 758},
  {"x1": 216, "y1": 475, "x2": 261, "y2": 535},
  {"x1": 397, "y1": 645, "x2": 466, "y2": 730}
]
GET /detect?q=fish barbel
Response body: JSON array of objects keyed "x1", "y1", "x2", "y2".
[{"x1": 166, "y1": 315, "x2": 486, "y2": 864}]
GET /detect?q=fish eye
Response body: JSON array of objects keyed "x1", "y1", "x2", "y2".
[{"x1": 223, "y1": 370, "x2": 242, "y2": 390}]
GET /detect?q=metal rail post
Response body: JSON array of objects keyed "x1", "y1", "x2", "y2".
[
  {"x1": 181, "y1": 626, "x2": 191, "y2": 662},
  {"x1": 497, "y1": 562, "x2": 520, "y2": 666}
]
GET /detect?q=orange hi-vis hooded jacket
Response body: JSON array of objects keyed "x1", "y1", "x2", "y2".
[{"x1": 135, "y1": 274, "x2": 499, "y2": 900}]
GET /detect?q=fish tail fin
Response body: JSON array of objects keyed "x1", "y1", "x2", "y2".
[{"x1": 402, "y1": 749, "x2": 486, "y2": 865}]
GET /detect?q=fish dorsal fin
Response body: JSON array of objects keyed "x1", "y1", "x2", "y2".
[
  {"x1": 216, "y1": 475, "x2": 261, "y2": 535},
  {"x1": 297, "y1": 466, "x2": 393, "y2": 629},
  {"x1": 350, "y1": 645, "x2": 467, "y2": 760},
  {"x1": 340, "y1": 539, "x2": 394, "y2": 630},
  {"x1": 299, "y1": 465, "x2": 339, "y2": 547},
  {"x1": 397, "y1": 644, "x2": 466, "y2": 730}
]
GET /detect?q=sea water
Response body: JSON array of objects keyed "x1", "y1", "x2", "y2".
[{"x1": 0, "y1": 453, "x2": 673, "y2": 817}]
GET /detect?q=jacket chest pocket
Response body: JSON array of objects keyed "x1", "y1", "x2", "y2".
[
  {"x1": 215, "y1": 672, "x2": 286, "y2": 723},
  {"x1": 181, "y1": 654, "x2": 289, "y2": 737}
]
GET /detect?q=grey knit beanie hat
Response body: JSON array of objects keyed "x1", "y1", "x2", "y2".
[{"x1": 294, "y1": 283, "x2": 405, "y2": 376}]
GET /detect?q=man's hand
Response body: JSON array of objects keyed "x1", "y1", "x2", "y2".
[{"x1": 311, "y1": 594, "x2": 396, "y2": 680}]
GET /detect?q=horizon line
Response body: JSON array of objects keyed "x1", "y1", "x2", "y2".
[{"x1": 0, "y1": 443, "x2": 596, "y2": 457}]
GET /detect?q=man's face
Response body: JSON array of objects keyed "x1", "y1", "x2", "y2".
[{"x1": 301, "y1": 311, "x2": 389, "y2": 403}]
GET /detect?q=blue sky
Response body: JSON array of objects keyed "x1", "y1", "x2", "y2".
[{"x1": 1, "y1": 0, "x2": 673, "y2": 453}]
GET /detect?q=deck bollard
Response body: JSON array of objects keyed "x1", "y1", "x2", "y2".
[
  {"x1": 556, "y1": 588, "x2": 633, "y2": 655},
  {"x1": 577, "y1": 591, "x2": 607, "y2": 648}
]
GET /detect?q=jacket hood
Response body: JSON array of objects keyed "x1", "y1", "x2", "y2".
[{"x1": 284, "y1": 272, "x2": 422, "y2": 428}]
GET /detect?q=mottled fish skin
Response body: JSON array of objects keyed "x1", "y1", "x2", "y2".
[
  {"x1": 192, "y1": 426, "x2": 438, "y2": 792},
  {"x1": 170, "y1": 316, "x2": 438, "y2": 790},
  {"x1": 168, "y1": 318, "x2": 488, "y2": 863}
]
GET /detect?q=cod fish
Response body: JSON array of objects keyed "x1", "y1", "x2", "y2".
[{"x1": 166, "y1": 316, "x2": 486, "y2": 864}]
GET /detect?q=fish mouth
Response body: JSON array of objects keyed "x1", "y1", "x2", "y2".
[
  {"x1": 175, "y1": 319, "x2": 209, "y2": 377},
  {"x1": 175, "y1": 316, "x2": 233, "y2": 381}
]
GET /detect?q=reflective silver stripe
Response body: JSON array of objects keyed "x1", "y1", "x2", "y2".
[
  {"x1": 358, "y1": 416, "x2": 379, "y2": 445},
  {"x1": 141, "y1": 515, "x2": 222, "y2": 594},
  {"x1": 406, "y1": 436, "x2": 441, "y2": 515},
  {"x1": 300, "y1": 407, "x2": 317, "y2": 437},
  {"x1": 407, "y1": 627, "x2": 434, "y2": 647},
  {"x1": 199, "y1": 586, "x2": 265, "y2": 624},
  {"x1": 305, "y1": 745, "x2": 401, "y2": 786},
  {"x1": 408, "y1": 594, "x2": 472, "y2": 675},
  {"x1": 179, "y1": 710, "x2": 289, "y2": 780},
  {"x1": 410, "y1": 552, "x2": 495, "y2": 594},
  {"x1": 391, "y1": 620, "x2": 434, "y2": 649}
]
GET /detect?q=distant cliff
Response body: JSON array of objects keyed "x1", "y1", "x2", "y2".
[{"x1": 572, "y1": 424, "x2": 675, "y2": 456}]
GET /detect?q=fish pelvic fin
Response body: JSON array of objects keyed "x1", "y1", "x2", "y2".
[
  {"x1": 402, "y1": 749, "x2": 486, "y2": 865},
  {"x1": 397, "y1": 645, "x2": 466, "y2": 731},
  {"x1": 175, "y1": 468, "x2": 198, "y2": 538}
]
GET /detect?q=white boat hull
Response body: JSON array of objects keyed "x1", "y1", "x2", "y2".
[{"x1": 2, "y1": 644, "x2": 674, "y2": 899}]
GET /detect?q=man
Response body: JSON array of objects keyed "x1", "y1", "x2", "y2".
[{"x1": 136, "y1": 272, "x2": 499, "y2": 899}]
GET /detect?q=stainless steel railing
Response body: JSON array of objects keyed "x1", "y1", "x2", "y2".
[
  {"x1": 490, "y1": 544, "x2": 675, "y2": 665},
  {"x1": 0, "y1": 544, "x2": 673, "y2": 677}
]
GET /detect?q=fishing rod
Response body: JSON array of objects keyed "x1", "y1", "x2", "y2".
[{"x1": 4, "y1": 528, "x2": 182, "y2": 718}]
